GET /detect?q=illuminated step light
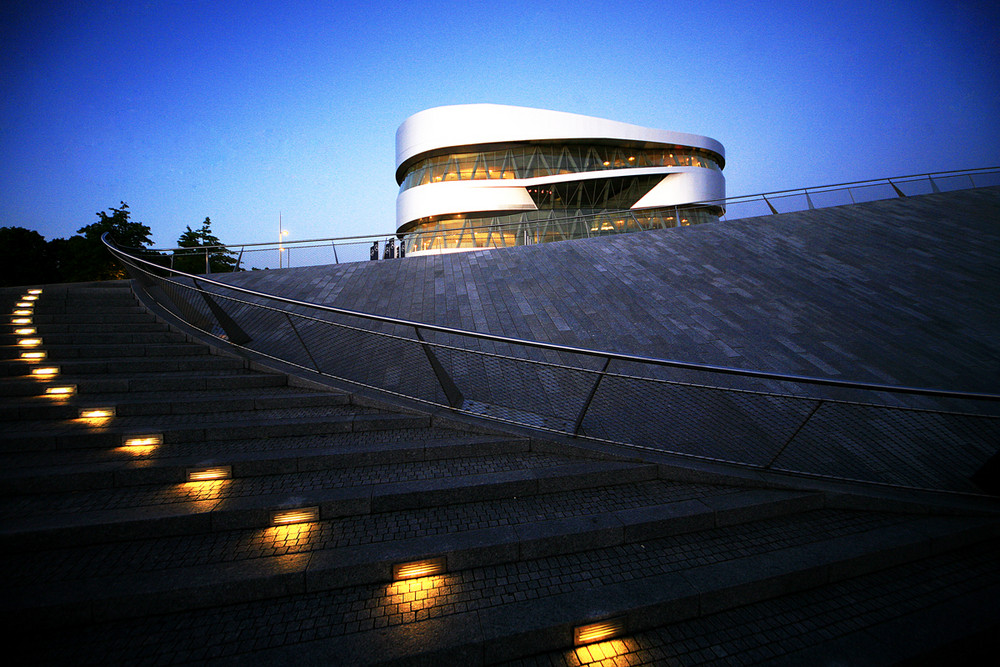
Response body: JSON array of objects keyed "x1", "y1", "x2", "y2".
[
  {"x1": 22, "y1": 294, "x2": 38, "y2": 301},
  {"x1": 30, "y1": 366, "x2": 59, "y2": 378},
  {"x1": 44, "y1": 385, "x2": 77, "y2": 397},
  {"x1": 20, "y1": 351, "x2": 47, "y2": 360},
  {"x1": 15, "y1": 301, "x2": 32, "y2": 308},
  {"x1": 12, "y1": 317, "x2": 32, "y2": 325},
  {"x1": 271, "y1": 506, "x2": 319, "y2": 526},
  {"x1": 122, "y1": 434, "x2": 163, "y2": 447},
  {"x1": 17, "y1": 338, "x2": 42, "y2": 347},
  {"x1": 186, "y1": 465, "x2": 232, "y2": 482},
  {"x1": 79, "y1": 407, "x2": 116, "y2": 419},
  {"x1": 13, "y1": 309, "x2": 32, "y2": 316},
  {"x1": 14, "y1": 327, "x2": 37, "y2": 335},
  {"x1": 392, "y1": 556, "x2": 447, "y2": 581},
  {"x1": 574, "y1": 617, "x2": 626, "y2": 646},
  {"x1": 27, "y1": 289, "x2": 42, "y2": 295}
]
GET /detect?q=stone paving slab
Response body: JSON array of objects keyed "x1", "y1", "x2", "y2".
[
  {"x1": 499, "y1": 537, "x2": 1000, "y2": 666},
  {"x1": 13, "y1": 509, "x2": 992, "y2": 665}
]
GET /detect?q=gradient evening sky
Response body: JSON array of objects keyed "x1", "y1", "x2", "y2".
[{"x1": 1, "y1": 0, "x2": 998, "y2": 248}]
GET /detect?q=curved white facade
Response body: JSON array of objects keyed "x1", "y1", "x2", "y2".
[{"x1": 395, "y1": 104, "x2": 725, "y2": 255}]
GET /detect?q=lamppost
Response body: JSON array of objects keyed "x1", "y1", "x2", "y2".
[{"x1": 278, "y1": 214, "x2": 289, "y2": 268}]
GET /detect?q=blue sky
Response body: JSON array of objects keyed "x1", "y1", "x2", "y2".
[{"x1": 2, "y1": 0, "x2": 998, "y2": 248}]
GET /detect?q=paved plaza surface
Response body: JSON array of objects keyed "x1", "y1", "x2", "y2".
[{"x1": 2, "y1": 187, "x2": 999, "y2": 664}]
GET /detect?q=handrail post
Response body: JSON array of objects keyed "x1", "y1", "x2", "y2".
[
  {"x1": 413, "y1": 326, "x2": 464, "y2": 408},
  {"x1": 765, "y1": 399, "x2": 823, "y2": 469},
  {"x1": 573, "y1": 357, "x2": 612, "y2": 436}
]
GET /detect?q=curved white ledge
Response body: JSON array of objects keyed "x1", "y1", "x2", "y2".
[{"x1": 396, "y1": 104, "x2": 725, "y2": 181}]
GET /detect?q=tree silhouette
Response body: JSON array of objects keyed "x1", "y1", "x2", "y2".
[{"x1": 173, "y1": 217, "x2": 237, "y2": 274}]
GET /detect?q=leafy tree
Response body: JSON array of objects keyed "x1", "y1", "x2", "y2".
[
  {"x1": 0, "y1": 226, "x2": 51, "y2": 287},
  {"x1": 72, "y1": 202, "x2": 156, "y2": 281},
  {"x1": 172, "y1": 217, "x2": 237, "y2": 274}
]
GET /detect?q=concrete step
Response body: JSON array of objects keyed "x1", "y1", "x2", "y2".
[
  {"x1": 0, "y1": 385, "x2": 352, "y2": 422},
  {"x1": 0, "y1": 353, "x2": 246, "y2": 377},
  {"x1": 0, "y1": 341, "x2": 210, "y2": 361},
  {"x1": 2, "y1": 330, "x2": 187, "y2": 345},
  {"x1": 0, "y1": 369, "x2": 288, "y2": 397},
  {"x1": 11, "y1": 321, "x2": 173, "y2": 333},
  {"x1": 3, "y1": 504, "x2": 995, "y2": 652},
  {"x1": 29, "y1": 311, "x2": 160, "y2": 324},
  {"x1": 0, "y1": 408, "x2": 431, "y2": 452},
  {"x1": 0, "y1": 431, "x2": 529, "y2": 493},
  {"x1": 0, "y1": 458, "x2": 657, "y2": 549}
]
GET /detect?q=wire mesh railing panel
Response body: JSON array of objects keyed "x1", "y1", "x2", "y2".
[
  {"x1": 771, "y1": 402, "x2": 1000, "y2": 492},
  {"x1": 577, "y1": 369, "x2": 819, "y2": 465}
]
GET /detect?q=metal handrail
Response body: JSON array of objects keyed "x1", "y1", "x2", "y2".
[
  {"x1": 139, "y1": 166, "x2": 1000, "y2": 256},
  {"x1": 102, "y1": 169, "x2": 1000, "y2": 496},
  {"x1": 101, "y1": 233, "x2": 999, "y2": 403}
]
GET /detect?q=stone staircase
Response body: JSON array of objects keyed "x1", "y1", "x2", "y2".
[{"x1": 2, "y1": 282, "x2": 998, "y2": 665}]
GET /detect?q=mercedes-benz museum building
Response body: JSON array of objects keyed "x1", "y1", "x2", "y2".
[{"x1": 395, "y1": 104, "x2": 725, "y2": 256}]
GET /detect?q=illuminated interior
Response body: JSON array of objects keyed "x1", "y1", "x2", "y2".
[
  {"x1": 574, "y1": 617, "x2": 626, "y2": 645},
  {"x1": 399, "y1": 143, "x2": 723, "y2": 192},
  {"x1": 392, "y1": 556, "x2": 446, "y2": 580},
  {"x1": 272, "y1": 507, "x2": 320, "y2": 525}
]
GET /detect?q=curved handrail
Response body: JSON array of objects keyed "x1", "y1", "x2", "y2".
[
  {"x1": 101, "y1": 233, "x2": 999, "y2": 403},
  {"x1": 135, "y1": 166, "x2": 1000, "y2": 255}
]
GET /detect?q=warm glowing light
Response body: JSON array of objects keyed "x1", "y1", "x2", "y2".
[
  {"x1": 22, "y1": 294, "x2": 38, "y2": 301},
  {"x1": 17, "y1": 338, "x2": 42, "y2": 347},
  {"x1": 16, "y1": 301, "x2": 31, "y2": 308},
  {"x1": 574, "y1": 618, "x2": 626, "y2": 645},
  {"x1": 271, "y1": 507, "x2": 319, "y2": 525},
  {"x1": 20, "y1": 351, "x2": 47, "y2": 360},
  {"x1": 123, "y1": 434, "x2": 163, "y2": 447},
  {"x1": 44, "y1": 385, "x2": 76, "y2": 397},
  {"x1": 79, "y1": 407, "x2": 116, "y2": 419},
  {"x1": 27, "y1": 289, "x2": 42, "y2": 295},
  {"x1": 12, "y1": 317, "x2": 31, "y2": 325},
  {"x1": 13, "y1": 309, "x2": 32, "y2": 316},
  {"x1": 31, "y1": 366, "x2": 59, "y2": 377},
  {"x1": 186, "y1": 465, "x2": 232, "y2": 481},
  {"x1": 392, "y1": 557, "x2": 447, "y2": 580},
  {"x1": 14, "y1": 327, "x2": 36, "y2": 335},
  {"x1": 573, "y1": 638, "x2": 631, "y2": 664}
]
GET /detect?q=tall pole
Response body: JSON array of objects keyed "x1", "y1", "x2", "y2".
[{"x1": 278, "y1": 212, "x2": 282, "y2": 269}]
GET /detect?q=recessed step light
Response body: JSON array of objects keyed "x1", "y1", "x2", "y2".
[
  {"x1": 17, "y1": 338, "x2": 42, "y2": 347},
  {"x1": 271, "y1": 507, "x2": 319, "y2": 525},
  {"x1": 30, "y1": 366, "x2": 59, "y2": 378},
  {"x1": 13, "y1": 309, "x2": 32, "y2": 316},
  {"x1": 79, "y1": 407, "x2": 116, "y2": 419},
  {"x1": 14, "y1": 327, "x2": 36, "y2": 335},
  {"x1": 392, "y1": 557, "x2": 447, "y2": 581},
  {"x1": 186, "y1": 465, "x2": 232, "y2": 481},
  {"x1": 122, "y1": 434, "x2": 162, "y2": 447},
  {"x1": 574, "y1": 617, "x2": 626, "y2": 645},
  {"x1": 15, "y1": 302, "x2": 31, "y2": 308},
  {"x1": 26, "y1": 289, "x2": 42, "y2": 295},
  {"x1": 44, "y1": 385, "x2": 76, "y2": 397},
  {"x1": 12, "y1": 317, "x2": 32, "y2": 325},
  {"x1": 20, "y1": 351, "x2": 47, "y2": 360}
]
